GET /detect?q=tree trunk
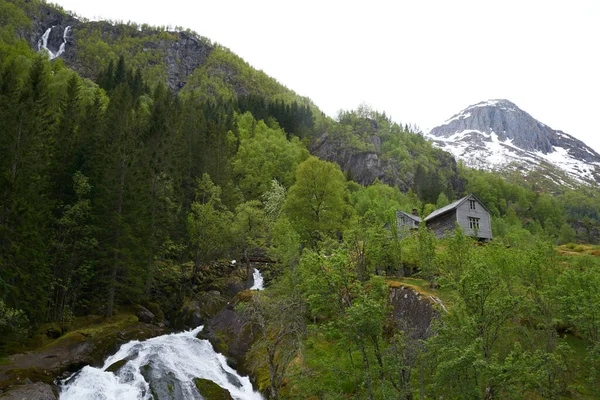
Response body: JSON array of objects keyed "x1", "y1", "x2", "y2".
[{"x1": 359, "y1": 341, "x2": 373, "y2": 400}]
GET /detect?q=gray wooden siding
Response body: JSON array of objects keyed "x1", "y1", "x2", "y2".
[
  {"x1": 396, "y1": 211, "x2": 419, "y2": 231},
  {"x1": 427, "y1": 211, "x2": 457, "y2": 238},
  {"x1": 456, "y1": 200, "x2": 492, "y2": 239}
]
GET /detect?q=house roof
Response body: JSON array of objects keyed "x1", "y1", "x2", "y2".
[
  {"x1": 397, "y1": 210, "x2": 421, "y2": 223},
  {"x1": 424, "y1": 194, "x2": 489, "y2": 221}
]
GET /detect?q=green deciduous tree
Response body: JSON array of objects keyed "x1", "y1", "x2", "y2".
[
  {"x1": 233, "y1": 113, "x2": 308, "y2": 200},
  {"x1": 187, "y1": 174, "x2": 233, "y2": 281},
  {"x1": 284, "y1": 157, "x2": 348, "y2": 249}
]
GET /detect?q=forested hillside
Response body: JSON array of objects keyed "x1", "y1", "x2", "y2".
[{"x1": 2, "y1": 0, "x2": 600, "y2": 398}]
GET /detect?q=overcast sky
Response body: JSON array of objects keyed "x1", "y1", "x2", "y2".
[{"x1": 52, "y1": 0, "x2": 600, "y2": 152}]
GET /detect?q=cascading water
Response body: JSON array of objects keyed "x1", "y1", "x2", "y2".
[
  {"x1": 59, "y1": 325, "x2": 263, "y2": 399},
  {"x1": 38, "y1": 26, "x2": 71, "y2": 60},
  {"x1": 249, "y1": 268, "x2": 264, "y2": 290},
  {"x1": 61, "y1": 269, "x2": 267, "y2": 399}
]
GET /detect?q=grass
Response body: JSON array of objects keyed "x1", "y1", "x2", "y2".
[
  {"x1": 556, "y1": 243, "x2": 600, "y2": 257},
  {"x1": 385, "y1": 276, "x2": 455, "y2": 309}
]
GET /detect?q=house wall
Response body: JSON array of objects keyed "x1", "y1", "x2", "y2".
[
  {"x1": 427, "y1": 211, "x2": 457, "y2": 238},
  {"x1": 456, "y1": 200, "x2": 493, "y2": 240},
  {"x1": 396, "y1": 211, "x2": 419, "y2": 232}
]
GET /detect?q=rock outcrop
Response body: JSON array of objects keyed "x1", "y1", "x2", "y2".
[
  {"x1": 197, "y1": 291, "x2": 256, "y2": 376},
  {"x1": 388, "y1": 286, "x2": 440, "y2": 341},
  {"x1": 311, "y1": 129, "x2": 464, "y2": 195}
]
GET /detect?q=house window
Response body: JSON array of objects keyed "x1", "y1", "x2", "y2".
[
  {"x1": 469, "y1": 217, "x2": 480, "y2": 230},
  {"x1": 469, "y1": 199, "x2": 476, "y2": 210}
]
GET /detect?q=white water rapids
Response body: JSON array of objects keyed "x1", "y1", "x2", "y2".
[{"x1": 60, "y1": 270, "x2": 266, "y2": 400}]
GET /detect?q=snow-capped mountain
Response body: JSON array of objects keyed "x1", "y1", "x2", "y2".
[{"x1": 425, "y1": 99, "x2": 600, "y2": 186}]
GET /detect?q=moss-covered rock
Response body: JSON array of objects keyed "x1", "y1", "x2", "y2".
[
  {"x1": 193, "y1": 378, "x2": 233, "y2": 400},
  {"x1": 174, "y1": 291, "x2": 227, "y2": 330},
  {"x1": 104, "y1": 359, "x2": 128, "y2": 373},
  {"x1": 0, "y1": 313, "x2": 164, "y2": 391},
  {"x1": 0, "y1": 382, "x2": 58, "y2": 399},
  {"x1": 200, "y1": 307, "x2": 253, "y2": 377}
]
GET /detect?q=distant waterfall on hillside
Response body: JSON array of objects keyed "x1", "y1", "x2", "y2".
[{"x1": 38, "y1": 26, "x2": 71, "y2": 60}]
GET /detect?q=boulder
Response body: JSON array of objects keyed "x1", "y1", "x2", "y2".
[
  {"x1": 389, "y1": 286, "x2": 439, "y2": 341},
  {"x1": 0, "y1": 382, "x2": 57, "y2": 399},
  {"x1": 140, "y1": 363, "x2": 187, "y2": 400},
  {"x1": 135, "y1": 305, "x2": 155, "y2": 324},
  {"x1": 193, "y1": 378, "x2": 233, "y2": 400}
]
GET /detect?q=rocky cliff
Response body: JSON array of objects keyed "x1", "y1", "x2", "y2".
[
  {"x1": 311, "y1": 123, "x2": 464, "y2": 197},
  {"x1": 427, "y1": 99, "x2": 600, "y2": 185},
  {"x1": 21, "y1": 3, "x2": 214, "y2": 92}
]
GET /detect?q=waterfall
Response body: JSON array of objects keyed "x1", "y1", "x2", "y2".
[
  {"x1": 59, "y1": 326, "x2": 263, "y2": 400},
  {"x1": 249, "y1": 268, "x2": 264, "y2": 290},
  {"x1": 38, "y1": 26, "x2": 71, "y2": 60},
  {"x1": 37, "y1": 27, "x2": 53, "y2": 52}
]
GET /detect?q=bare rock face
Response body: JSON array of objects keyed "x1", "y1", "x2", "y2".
[
  {"x1": 427, "y1": 99, "x2": 600, "y2": 185},
  {"x1": 311, "y1": 129, "x2": 464, "y2": 195},
  {"x1": 311, "y1": 132, "x2": 388, "y2": 187},
  {"x1": 389, "y1": 286, "x2": 439, "y2": 341},
  {"x1": 25, "y1": 4, "x2": 214, "y2": 92}
]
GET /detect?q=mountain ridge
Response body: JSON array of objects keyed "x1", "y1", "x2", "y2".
[{"x1": 426, "y1": 99, "x2": 600, "y2": 186}]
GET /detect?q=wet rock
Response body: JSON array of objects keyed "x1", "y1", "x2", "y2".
[
  {"x1": 105, "y1": 359, "x2": 128, "y2": 374},
  {"x1": 193, "y1": 378, "x2": 233, "y2": 400},
  {"x1": 219, "y1": 366, "x2": 242, "y2": 388},
  {"x1": 0, "y1": 382, "x2": 58, "y2": 399},
  {"x1": 140, "y1": 363, "x2": 191, "y2": 400},
  {"x1": 0, "y1": 316, "x2": 164, "y2": 391},
  {"x1": 200, "y1": 304, "x2": 253, "y2": 376}
]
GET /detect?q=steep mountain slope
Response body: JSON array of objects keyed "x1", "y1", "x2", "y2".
[
  {"x1": 426, "y1": 99, "x2": 600, "y2": 186},
  {"x1": 12, "y1": 0, "x2": 309, "y2": 105}
]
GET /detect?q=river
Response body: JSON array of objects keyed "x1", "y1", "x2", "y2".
[{"x1": 59, "y1": 268, "x2": 265, "y2": 400}]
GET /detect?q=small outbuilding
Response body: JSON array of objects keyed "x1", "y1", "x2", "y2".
[
  {"x1": 395, "y1": 209, "x2": 422, "y2": 233},
  {"x1": 424, "y1": 194, "x2": 492, "y2": 240}
]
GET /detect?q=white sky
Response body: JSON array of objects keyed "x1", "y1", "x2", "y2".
[{"x1": 52, "y1": 0, "x2": 600, "y2": 152}]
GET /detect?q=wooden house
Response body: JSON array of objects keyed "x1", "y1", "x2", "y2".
[
  {"x1": 395, "y1": 209, "x2": 422, "y2": 233},
  {"x1": 424, "y1": 194, "x2": 492, "y2": 240}
]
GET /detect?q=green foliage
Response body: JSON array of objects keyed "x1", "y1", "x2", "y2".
[
  {"x1": 2, "y1": 5, "x2": 600, "y2": 397},
  {"x1": 233, "y1": 112, "x2": 308, "y2": 200},
  {"x1": 0, "y1": 300, "x2": 28, "y2": 337},
  {"x1": 0, "y1": 0, "x2": 31, "y2": 45},
  {"x1": 552, "y1": 266, "x2": 600, "y2": 343},
  {"x1": 187, "y1": 174, "x2": 233, "y2": 277},
  {"x1": 284, "y1": 157, "x2": 348, "y2": 249},
  {"x1": 232, "y1": 200, "x2": 268, "y2": 266},
  {"x1": 416, "y1": 222, "x2": 437, "y2": 284}
]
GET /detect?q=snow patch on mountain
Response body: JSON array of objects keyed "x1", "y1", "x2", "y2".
[{"x1": 426, "y1": 99, "x2": 600, "y2": 186}]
